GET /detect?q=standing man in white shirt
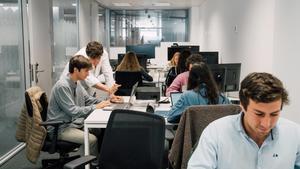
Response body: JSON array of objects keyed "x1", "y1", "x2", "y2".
[{"x1": 61, "y1": 41, "x2": 121, "y2": 100}]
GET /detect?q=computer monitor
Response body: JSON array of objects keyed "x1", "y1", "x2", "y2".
[
  {"x1": 208, "y1": 63, "x2": 241, "y2": 92},
  {"x1": 199, "y1": 51, "x2": 219, "y2": 64},
  {"x1": 126, "y1": 44, "x2": 155, "y2": 59},
  {"x1": 167, "y1": 45, "x2": 200, "y2": 60},
  {"x1": 117, "y1": 54, "x2": 147, "y2": 71}
]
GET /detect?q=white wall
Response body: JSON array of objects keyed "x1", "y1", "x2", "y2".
[
  {"x1": 198, "y1": 0, "x2": 274, "y2": 79},
  {"x1": 28, "y1": 0, "x2": 53, "y2": 95},
  {"x1": 197, "y1": 0, "x2": 300, "y2": 123},
  {"x1": 79, "y1": 0, "x2": 92, "y2": 47},
  {"x1": 273, "y1": 0, "x2": 300, "y2": 123},
  {"x1": 190, "y1": 6, "x2": 201, "y2": 43}
]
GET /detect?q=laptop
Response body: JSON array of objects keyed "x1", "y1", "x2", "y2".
[
  {"x1": 104, "y1": 82, "x2": 139, "y2": 111},
  {"x1": 170, "y1": 92, "x2": 183, "y2": 106}
]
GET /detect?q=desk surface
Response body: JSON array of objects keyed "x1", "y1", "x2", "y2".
[{"x1": 85, "y1": 96, "x2": 170, "y2": 125}]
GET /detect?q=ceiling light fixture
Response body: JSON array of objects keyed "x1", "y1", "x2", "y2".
[
  {"x1": 152, "y1": 2, "x2": 171, "y2": 7},
  {"x1": 113, "y1": 3, "x2": 131, "y2": 7}
]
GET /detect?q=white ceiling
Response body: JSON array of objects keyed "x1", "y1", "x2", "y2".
[{"x1": 96, "y1": 0, "x2": 205, "y2": 9}]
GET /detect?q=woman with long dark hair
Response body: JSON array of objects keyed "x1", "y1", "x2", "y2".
[{"x1": 167, "y1": 62, "x2": 230, "y2": 123}]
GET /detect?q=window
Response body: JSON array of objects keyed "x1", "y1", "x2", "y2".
[{"x1": 110, "y1": 9, "x2": 189, "y2": 46}]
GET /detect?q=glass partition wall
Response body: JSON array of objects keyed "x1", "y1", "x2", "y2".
[
  {"x1": 0, "y1": 0, "x2": 26, "y2": 159},
  {"x1": 110, "y1": 9, "x2": 189, "y2": 46},
  {"x1": 52, "y1": 0, "x2": 78, "y2": 84}
]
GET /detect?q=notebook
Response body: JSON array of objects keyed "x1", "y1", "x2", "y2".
[
  {"x1": 103, "y1": 82, "x2": 139, "y2": 111},
  {"x1": 170, "y1": 92, "x2": 183, "y2": 106}
]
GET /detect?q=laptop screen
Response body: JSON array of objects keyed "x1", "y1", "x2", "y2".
[
  {"x1": 128, "y1": 82, "x2": 139, "y2": 105},
  {"x1": 170, "y1": 92, "x2": 182, "y2": 106}
]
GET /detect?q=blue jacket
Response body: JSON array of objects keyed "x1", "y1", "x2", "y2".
[{"x1": 167, "y1": 88, "x2": 231, "y2": 123}]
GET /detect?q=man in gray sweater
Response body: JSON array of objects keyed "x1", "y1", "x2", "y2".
[{"x1": 47, "y1": 55, "x2": 110, "y2": 156}]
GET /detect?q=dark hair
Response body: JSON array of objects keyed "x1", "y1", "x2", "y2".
[
  {"x1": 176, "y1": 50, "x2": 191, "y2": 74},
  {"x1": 69, "y1": 55, "x2": 92, "y2": 73},
  {"x1": 185, "y1": 53, "x2": 204, "y2": 68},
  {"x1": 187, "y1": 62, "x2": 220, "y2": 104},
  {"x1": 86, "y1": 41, "x2": 103, "y2": 59},
  {"x1": 239, "y1": 72, "x2": 289, "y2": 110}
]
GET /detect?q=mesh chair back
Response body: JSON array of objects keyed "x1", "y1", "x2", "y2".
[{"x1": 99, "y1": 109, "x2": 165, "y2": 169}]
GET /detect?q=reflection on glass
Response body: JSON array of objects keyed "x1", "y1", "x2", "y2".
[
  {"x1": 52, "y1": 0, "x2": 78, "y2": 84},
  {"x1": 0, "y1": 1, "x2": 24, "y2": 157},
  {"x1": 92, "y1": 3, "x2": 108, "y2": 48},
  {"x1": 110, "y1": 9, "x2": 189, "y2": 46}
]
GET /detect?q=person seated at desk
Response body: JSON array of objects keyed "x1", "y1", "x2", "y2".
[
  {"x1": 188, "y1": 72, "x2": 300, "y2": 169},
  {"x1": 165, "y1": 52, "x2": 180, "y2": 87},
  {"x1": 166, "y1": 53, "x2": 204, "y2": 96},
  {"x1": 167, "y1": 63, "x2": 230, "y2": 123},
  {"x1": 116, "y1": 51, "x2": 153, "y2": 82},
  {"x1": 47, "y1": 55, "x2": 111, "y2": 156}
]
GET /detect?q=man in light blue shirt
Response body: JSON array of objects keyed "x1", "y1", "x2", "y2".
[{"x1": 188, "y1": 72, "x2": 300, "y2": 169}]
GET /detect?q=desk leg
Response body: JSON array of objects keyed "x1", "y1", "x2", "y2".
[{"x1": 84, "y1": 125, "x2": 90, "y2": 169}]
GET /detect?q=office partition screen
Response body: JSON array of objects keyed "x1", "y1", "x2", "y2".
[{"x1": 208, "y1": 63, "x2": 241, "y2": 92}]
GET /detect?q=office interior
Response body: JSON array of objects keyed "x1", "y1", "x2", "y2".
[{"x1": 1, "y1": 0, "x2": 300, "y2": 168}]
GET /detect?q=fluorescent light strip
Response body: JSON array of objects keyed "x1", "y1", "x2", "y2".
[
  {"x1": 113, "y1": 3, "x2": 131, "y2": 7},
  {"x1": 152, "y1": 2, "x2": 171, "y2": 7}
]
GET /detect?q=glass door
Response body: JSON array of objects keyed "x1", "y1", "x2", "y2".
[{"x1": 0, "y1": 0, "x2": 27, "y2": 159}]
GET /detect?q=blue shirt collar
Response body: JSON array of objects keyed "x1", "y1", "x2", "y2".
[{"x1": 234, "y1": 112, "x2": 279, "y2": 141}]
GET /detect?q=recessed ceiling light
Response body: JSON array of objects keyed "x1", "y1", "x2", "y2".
[
  {"x1": 152, "y1": 2, "x2": 171, "y2": 7},
  {"x1": 72, "y1": 3, "x2": 77, "y2": 6},
  {"x1": 113, "y1": 3, "x2": 131, "y2": 7}
]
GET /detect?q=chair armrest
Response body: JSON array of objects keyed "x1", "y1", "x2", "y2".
[
  {"x1": 39, "y1": 120, "x2": 65, "y2": 127},
  {"x1": 39, "y1": 120, "x2": 70, "y2": 154},
  {"x1": 64, "y1": 155, "x2": 97, "y2": 169}
]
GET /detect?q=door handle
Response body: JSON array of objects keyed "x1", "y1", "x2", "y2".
[{"x1": 34, "y1": 63, "x2": 45, "y2": 83}]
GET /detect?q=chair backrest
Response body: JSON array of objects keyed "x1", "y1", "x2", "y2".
[
  {"x1": 115, "y1": 71, "x2": 142, "y2": 96},
  {"x1": 17, "y1": 86, "x2": 48, "y2": 163},
  {"x1": 169, "y1": 104, "x2": 241, "y2": 169},
  {"x1": 99, "y1": 109, "x2": 166, "y2": 169},
  {"x1": 25, "y1": 90, "x2": 48, "y2": 122}
]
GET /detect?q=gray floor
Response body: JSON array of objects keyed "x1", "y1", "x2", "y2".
[{"x1": 0, "y1": 149, "x2": 80, "y2": 169}]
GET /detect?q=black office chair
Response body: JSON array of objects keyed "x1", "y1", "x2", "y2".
[
  {"x1": 64, "y1": 109, "x2": 166, "y2": 169},
  {"x1": 115, "y1": 71, "x2": 143, "y2": 96},
  {"x1": 24, "y1": 89, "x2": 81, "y2": 169}
]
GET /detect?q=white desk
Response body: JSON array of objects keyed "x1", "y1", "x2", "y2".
[{"x1": 84, "y1": 97, "x2": 171, "y2": 157}]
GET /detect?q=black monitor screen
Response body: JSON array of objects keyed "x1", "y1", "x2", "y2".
[
  {"x1": 208, "y1": 63, "x2": 241, "y2": 92},
  {"x1": 126, "y1": 44, "x2": 155, "y2": 59},
  {"x1": 167, "y1": 45, "x2": 200, "y2": 60},
  {"x1": 199, "y1": 51, "x2": 219, "y2": 64},
  {"x1": 117, "y1": 54, "x2": 147, "y2": 70}
]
